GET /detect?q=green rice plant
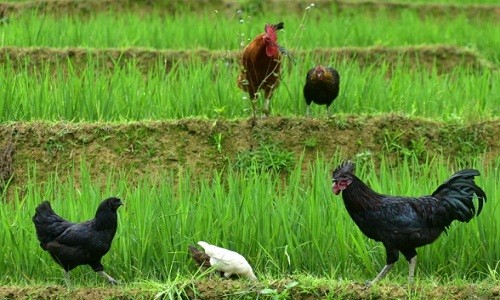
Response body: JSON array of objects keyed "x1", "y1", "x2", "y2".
[
  {"x1": 0, "y1": 154, "x2": 497, "y2": 285},
  {"x1": 376, "y1": 0, "x2": 500, "y2": 3},
  {"x1": 1, "y1": 8, "x2": 499, "y2": 62},
  {"x1": 0, "y1": 55, "x2": 497, "y2": 121},
  {"x1": 233, "y1": 141, "x2": 296, "y2": 173}
]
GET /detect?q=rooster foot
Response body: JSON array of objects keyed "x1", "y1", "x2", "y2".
[
  {"x1": 108, "y1": 278, "x2": 120, "y2": 286},
  {"x1": 248, "y1": 117, "x2": 257, "y2": 127},
  {"x1": 261, "y1": 108, "x2": 270, "y2": 118}
]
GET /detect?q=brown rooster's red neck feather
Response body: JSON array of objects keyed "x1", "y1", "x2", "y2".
[{"x1": 264, "y1": 24, "x2": 279, "y2": 57}]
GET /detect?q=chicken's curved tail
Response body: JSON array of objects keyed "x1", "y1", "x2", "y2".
[
  {"x1": 269, "y1": 22, "x2": 284, "y2": 31},
  {"x1": 32, "y1": 201, "x2": 69, "y2": 246},
  {"x1": 432, "y1": 169, "x2": 487, "y2": 228}
]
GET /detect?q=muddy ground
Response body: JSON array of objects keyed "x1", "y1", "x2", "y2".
[{"x1": 0, "y1": 279, "x2": 499, "y2": 299}]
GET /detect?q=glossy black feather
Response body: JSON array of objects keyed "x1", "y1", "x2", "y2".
[
  {"x1": 32, "y1": 197, "x2": 123, "y2": 272},
  {"x1": 268, "y1": 22, "x2": 284, "y2": 31},
  {"x1": 333, "y1": 161, "x2": 486, "y2": 264}
]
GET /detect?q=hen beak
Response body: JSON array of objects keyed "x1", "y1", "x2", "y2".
[{"x1": 332, "y1": 181, "x2": 341, "y2": 195}]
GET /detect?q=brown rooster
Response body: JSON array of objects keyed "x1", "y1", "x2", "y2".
[
  {"x1": 237, "y1": 22, "x2": 284, "y2": 121},
  {"x1": 303, "y1": 65, "x2": 340, "y2": 117}
]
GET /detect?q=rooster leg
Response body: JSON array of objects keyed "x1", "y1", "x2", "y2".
[
  {"x1": 367, "y1": 263, "x2": 394, "y2": 286},
  {"x1": 408, "y1": 256, "x2": 417, "y2": 283},
  {"x1": 250, "y1": 98, "x2": 258, "y2": 126},
  {"x1": 97, "y1": 271, "x2": 119, "y2": 285},
  {"x1": 306, "y1": 105, "x2": 311, "y2": 117},
  {"x1": 263, "y1": 97, "x2": 271, "y2": 117},
  {"x1": 326, "y1": 105, "x2": 331, "y2": 117},
  {"x1": 402, "y1": 249, "x2": 417, "y2": 284},
  {"x1": 367, "y1": 248, "x2": 398, "y2": 286}
]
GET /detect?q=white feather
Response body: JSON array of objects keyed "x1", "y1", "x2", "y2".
[{"x1": 197, "y1": 241, "x2": 257, "y2": 281}]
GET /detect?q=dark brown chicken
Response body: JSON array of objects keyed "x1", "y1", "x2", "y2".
[
  {"x1": 188, "y1": 245, "x2": 211, "y2": 269},
  {"x1": 237, "y1": 22, "x2": 284, "y2": 121},
  {"x1": 332, "y1": 161, "x2": 486, "y2": 286},
  {"x1": 303, "y1": 65, "x2": 340, "y2": 116}
]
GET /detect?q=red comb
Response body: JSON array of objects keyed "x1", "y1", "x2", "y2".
[{"x1": 265, "y1": 24, "x2": 278, "y2": 43}]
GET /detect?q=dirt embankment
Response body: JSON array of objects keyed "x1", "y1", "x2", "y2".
[
  {"x1": 0, "y1": 45, "x2": 495, "y2": 76},
  {"x1": 0, "y1": 116, "x2": 497, "y2": 195},
  {"x1": 0, "y1": 0, "x2": 499, "y2": 20},
  {"x1": 0, "y1": 280, "x2": 498, "y2": 300}
]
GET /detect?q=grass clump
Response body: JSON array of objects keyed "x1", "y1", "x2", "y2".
[
  {"x1": 0, "y1": 155, "x2": 497, "y2": 285},
  {"x1": 234, "y1": 141, "x2": 295, "y2": 173}
]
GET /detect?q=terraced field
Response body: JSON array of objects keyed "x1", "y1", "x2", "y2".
[{"x1": 0, "y1": 0, "x2": 499, "y2": 299}]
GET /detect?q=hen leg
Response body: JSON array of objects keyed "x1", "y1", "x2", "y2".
[
  {"x1": 63, "y1": 270, "x2": 71, "y2": 286},
  {"x1": 97, "y1": 271, "x2": 119, "y2": 285},
  {"x1": 306, "y1": 105, "x2": 311, "y2": 117},
  {"x1": 408, "y1": 256, "x2": 417, "y2": 283}
]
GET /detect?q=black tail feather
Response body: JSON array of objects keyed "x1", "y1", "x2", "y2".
[
  {"x1": 272, "y1": 22, "x2": 284, "y2": 31},
  {"x1": 32, "y1": 201, "x2": 71, "y2": 246},
  {"x1": 432, "y1": 169, "x2": 487, "y2": 227}
]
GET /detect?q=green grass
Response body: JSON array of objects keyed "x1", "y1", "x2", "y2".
[
  {"x1": 1, "y1": 8, "x2": 499, "y2": 62},
  {"x1": 0, "y1": 0, "x2": 498, "y2": 294},
  {"x1": 365, "y1": 0, "x2": 500, "y2": 3},
  {"x1": 1, "y1": 56, "x2": 497, "y2": 121},
  {"x1": 0, "y1": 155, "x2": 498, "y2": 285}
]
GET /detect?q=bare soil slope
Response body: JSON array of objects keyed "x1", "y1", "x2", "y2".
[
  {"x1": 1, "y1": 46, "x2": 496, "y2": 75},
  {"x1": 0, "y1": 116, "x2": 497, "y2": 194}
]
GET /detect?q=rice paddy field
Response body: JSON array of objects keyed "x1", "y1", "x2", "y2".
[{"x1": 0, "y1": 0, "x2": 499, "y2": 299}]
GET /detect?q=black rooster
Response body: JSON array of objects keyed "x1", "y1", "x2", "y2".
[
  {"x1": 332, "y1": 161, "x2": 486, "y2": 286},
  {"x1": 33, "y1": 197, "x2": 123, "y2": 285},
  {"x1": 303, "y1": 65, "x2": 340, "y2": 116}
]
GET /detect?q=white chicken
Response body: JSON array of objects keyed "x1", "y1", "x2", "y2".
[{"x1": 197, "y1": 241, "x2": 258, "y2": 281}]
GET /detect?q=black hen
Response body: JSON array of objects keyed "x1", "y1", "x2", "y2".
[
  {"x1": 332, "y1": 161, "x2": 486, "y2": 286},
  {"x1": 33, "y1": 197, "x2": 123, "y2": 285},
  {"x1": 303, "y1": 65, "x2": 340, "y2": 116}
]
